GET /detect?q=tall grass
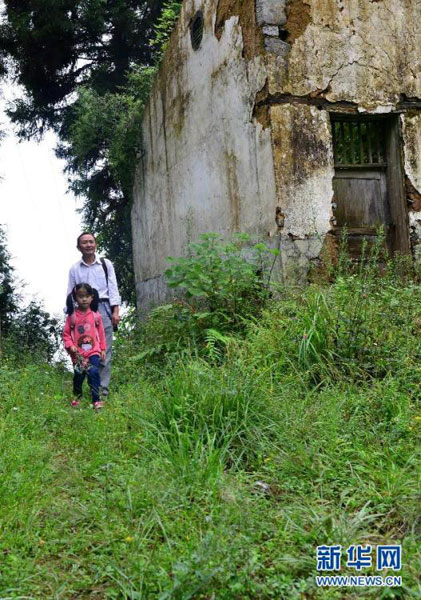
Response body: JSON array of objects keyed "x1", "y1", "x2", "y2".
[{"x1": 0, "y1": 251, "x2": 420, "y2": 597}]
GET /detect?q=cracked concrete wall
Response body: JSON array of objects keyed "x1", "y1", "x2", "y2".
[
  {"x1": 260, "y1": 0, "x2": 420, "y2": 107},
  {"x1": 132, "y1": 0, "x2": 277, "y2": 311}
]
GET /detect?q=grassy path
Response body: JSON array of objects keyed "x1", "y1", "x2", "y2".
[{"x1": 1, "y1": 284, "x2": 421, "y2": 598}]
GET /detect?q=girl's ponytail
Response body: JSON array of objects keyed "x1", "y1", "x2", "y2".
[
  {"x1": 66, "y1": 292, "x2": 75, "y2": 316},
  {"x1": 91, "y1": 288, "x2": 99, "y2": 312}
]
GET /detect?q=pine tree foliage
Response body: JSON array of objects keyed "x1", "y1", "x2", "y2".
[{"x1": 1, "y1": 1, "x2": 164, "y2": 136}]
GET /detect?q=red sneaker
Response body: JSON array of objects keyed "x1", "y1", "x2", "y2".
[
  {"x1": 93, "y1": 401, "x2": 103, "y2": 410},
  {"x1": 70, "y1": 399, "x2": 80, "y2": 407}
]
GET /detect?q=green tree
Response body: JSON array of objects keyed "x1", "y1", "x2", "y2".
[
  {"x1": 0, "y1": 225, "x2": 59, "y2": 361},
  {"x1": 8, "y1": 300, "x2": 60, "y2": 361},
  {"x1": 0, "y1": 226, "x2": 19, "y2": 335},
  {"x1": 60, "y1": 67, "x2": 157, "y2": 301},
  {"x1": 0, "y1": 0, "x2": 182, "y2": 303}
]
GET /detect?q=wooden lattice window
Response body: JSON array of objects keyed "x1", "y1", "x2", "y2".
[{"x1": 332, "y1": 119, "x2": 387, "y2": 168}]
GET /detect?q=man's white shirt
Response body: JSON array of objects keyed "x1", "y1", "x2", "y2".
[{"x1": 67, "y1": 255, "x2": 121, "y2": 306}]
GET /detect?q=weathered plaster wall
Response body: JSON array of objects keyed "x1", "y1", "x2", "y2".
[
  {"x1": 259, "y1": 0, "x2": 420, "y2": 106},
  {"x1": 132, "y1": 0, "x2": 421, "y2": 309},
  {"x1": 270, "y1": 103, "x2": 334, "y2": 278},
  {"x1": 402, "y1": 113, "x2": 421, "y2": 260},
  {"x1": 132, "y1": 0, "x2": 277, "y2": 310},
  {"x1": 256, "y1": 0, "x2": 420, "y2": 271}
]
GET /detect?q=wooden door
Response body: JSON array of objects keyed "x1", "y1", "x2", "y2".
[
  {"x1": 333, "y1": 168, "x2": 391, "y2": 255},
  {"x1": 331, "y1": 118, "x2": 397, "y2": 257}
]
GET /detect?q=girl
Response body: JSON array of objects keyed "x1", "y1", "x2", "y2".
[{"x1": 63, "y1": 283, "x2": 106, "y2": 409}]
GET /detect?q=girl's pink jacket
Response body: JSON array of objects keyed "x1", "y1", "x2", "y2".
[{"x1": 63, "y1": 308, "x2": 106, "y2": 360}]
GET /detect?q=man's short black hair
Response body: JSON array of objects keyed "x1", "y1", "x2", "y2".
[{"x1": 76, "y1": 232, "x2": 96, "y2": 247}]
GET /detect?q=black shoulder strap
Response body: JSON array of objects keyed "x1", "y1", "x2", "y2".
[{"x1": 100, "y1": 258, "x2": 109, "y2": 286}]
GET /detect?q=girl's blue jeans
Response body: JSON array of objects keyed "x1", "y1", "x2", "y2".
[{"x1": 73, "y1": 354, "x2": 101, "y2": 403}]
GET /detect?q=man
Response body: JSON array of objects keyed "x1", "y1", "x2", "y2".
[{"x1": 67, "y1": 232, "x2": 121, "y2": 399}]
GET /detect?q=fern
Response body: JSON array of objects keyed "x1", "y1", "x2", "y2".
[{"x1": 205, "y1": 329, "x2": 231, "y2": 362}]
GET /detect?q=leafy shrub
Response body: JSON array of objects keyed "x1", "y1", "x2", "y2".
[
  {"x1": 133, "y1": 233, "x2": 279, "y2": 362},
  {"x1": 165, "y1": 232, "x2": 280, "y2": 317}
]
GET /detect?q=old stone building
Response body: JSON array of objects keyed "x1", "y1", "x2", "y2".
[{"x1": 131, "y1": 0, "x2": 421, "y2": 311}]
